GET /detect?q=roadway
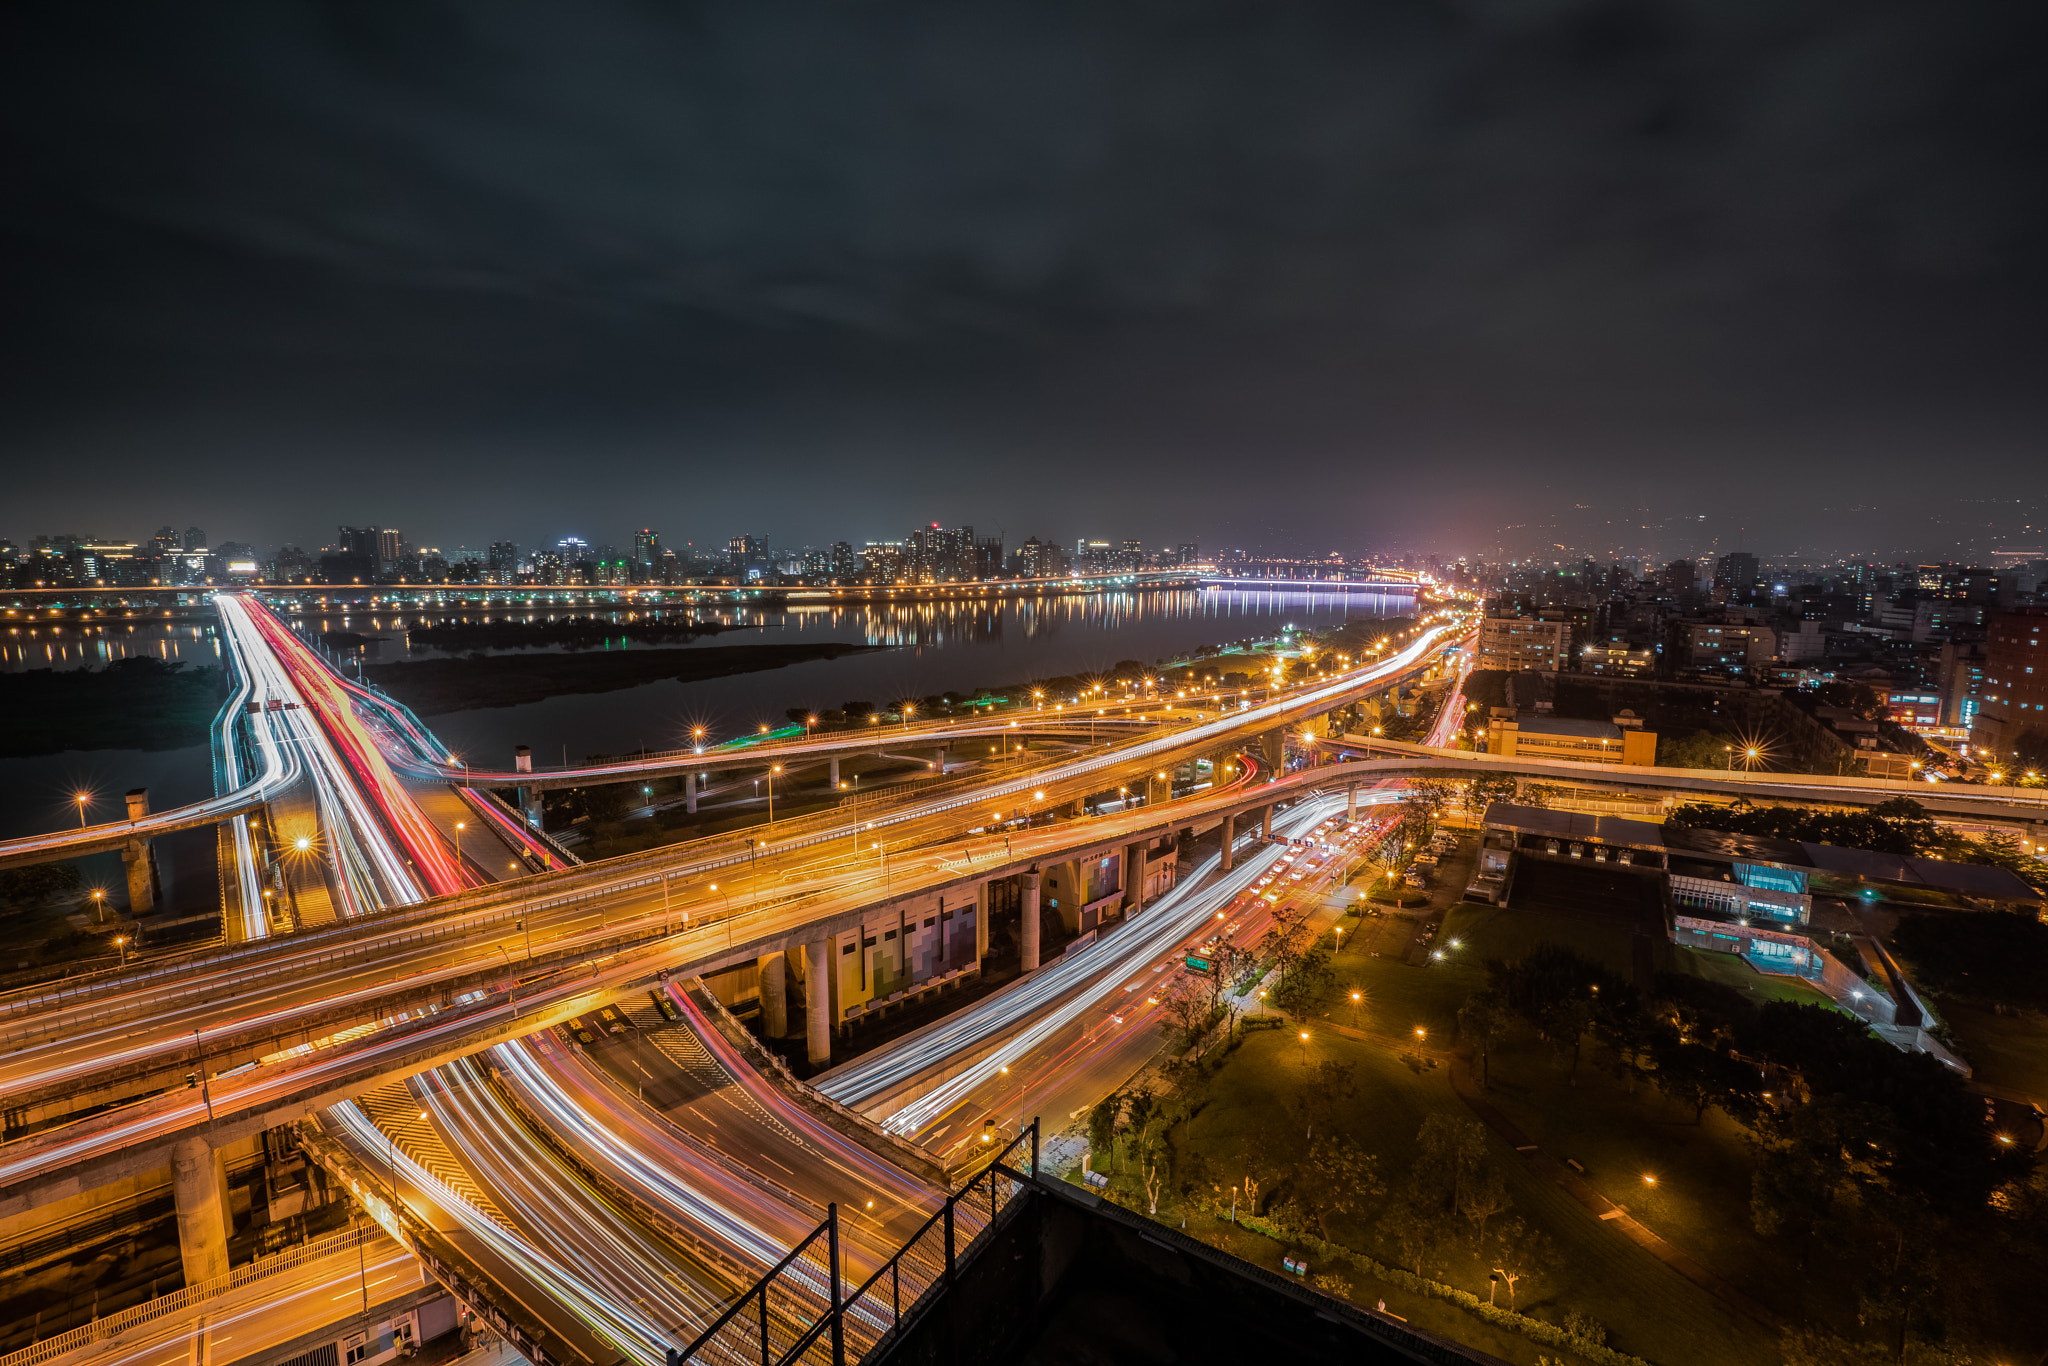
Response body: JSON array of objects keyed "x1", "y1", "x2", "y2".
[{"x1": 0, "y1": 609, "x2": 1465, "y2": 1107}]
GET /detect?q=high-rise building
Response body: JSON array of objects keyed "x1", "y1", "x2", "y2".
[
  {"x1": 486, "y1": 541, "x2": 519, "y2": 584},
  {"x1": 634, "y1": 528, "x2": 662, "y2": 566},
  {"x1": 727, "y1": 534, "x2": 763, "y2": 571},
  {"x1": 829, "y1": 541, "x2": 857, "y2": 580},
  {"x1": 1175, "y1": 542, "x2": 1200, "y2": 567},
  {"x1": 1973, "y1": 605, "x2": 2048, "y2": 766},
  {"x1": 181, "y1": 527, "x2": 207, "y2": 552},
  {"x1": 338, "y1": 526, "x2": 379, "y2": 561},
  {"x1": 1662, "y1": 559, "x2": 1696, "y2": 596},
  {"x1": 1713, "y1": 551, "x2": 1759, "y2": 593},
  {"x1": 377, "y1": 529, "x2": 408, "y2": 570},
  {"x1": 1015, "y1": 537, "x2": 1069, "y2": 579}
]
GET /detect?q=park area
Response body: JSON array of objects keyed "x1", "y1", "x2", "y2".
[{"x1": 1066, "y1": 893, "x2": 2047, "y2": 1366}]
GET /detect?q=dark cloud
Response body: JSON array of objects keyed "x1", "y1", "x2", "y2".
[{"x1": 2, "y1": 0, "x2": 2044, "y2": 558}]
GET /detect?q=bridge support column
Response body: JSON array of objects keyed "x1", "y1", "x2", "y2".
[
  {"x1": 121, "y1": 789, "x2": 159, "y2": 914},
  {"x1": 1347, "y1": 785, "x2": 1359, "y2": 820},
  {"x1": 1220, "y1": 813, "x2": 1236, "y2": 871},
  {"x1": 930, "y1": 747, "x2": 946, "y2": 772},
  {"x1": 829, "y1": 757, "x2": 841, "y2": 790},
  {"x1": 1261, "y1": 805, "x2": 1274, "y2": 842},
  {"x1": 804, "y1": 939, "x2": 831, "y2": 1067},
  {"x1": 685, "y1": 775, "x2": 698, "y2": 814},
  {"x1": 1020, "y1": 870, "x2": 1042, "y2": 971},
  {"x1": 172, "y1": 1135, "x2": 230, "y2": 1287},
  {"x1": 1124, "y1": 841, "x2": 1149, "y2": 915},
  {"x1": 758, "y1": 952, "x2": 788, "y2": 1039}
]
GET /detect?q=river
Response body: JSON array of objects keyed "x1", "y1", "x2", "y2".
[{"x1": 0, "y1": 586, "x2": 1413, "y2": 886}]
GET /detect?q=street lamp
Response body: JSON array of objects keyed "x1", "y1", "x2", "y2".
[
  {"x1": 692, "y1": 726, "x2": 706, "y2": 753},
  {"x1": 91, "y1": 888, "x2": 105, "y2": 923},
  {"x1": 1298, "y1": 1030, "x2": 1309, "y2": 1064},
  {"x1": 1412, "y1": 1026, "x2": 1426, "y2": 1064},
  {"x1": 453, "y1": 821, "x2": 465, "y2": 867},
  {"x1": 74, "y1": 792, "x2": 90, "y2": 827},
  {"x1": 1350, "y1": 990, "x2": 1361, "y2": 1027},
  {"x1": 114, "y1": 934, "x2": 129, "y2": 968},
  {"x1": 767, "y1": 764, "x2": 781, "y2": 825}
]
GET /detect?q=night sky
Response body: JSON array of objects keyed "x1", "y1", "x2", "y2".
[{"x1": 4, "y1": 1, "x2": 2045, "y2": 562}]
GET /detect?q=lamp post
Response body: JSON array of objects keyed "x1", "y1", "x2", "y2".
[
  {"x1": 453, "y1": 821, "x2": 465, "y2": 868},
  {"x1": 92, "y1": 888, "x2": 105, "y2": 923},
  {"x1": 74, "y1": 792, "x2": 90, "y2": 828},
  {"x1": 1350, "y1": 990, "x2": 1362, "y2": 1028},
  {"x1": 114, "y1": 934, "x2": 129, "y2": 968},
  {"x1": 767, "y1": 764, "x2": 780, "y2": 826},
  {"x1": 1412, "y1": 1026, "x2": 1426, "y2": 1064}
]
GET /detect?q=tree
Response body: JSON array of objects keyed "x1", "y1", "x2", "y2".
[
  {"x1": 1141, "y1": 1140, "x2": 1167, "y2": 1216},
  {"x1": 1657, "y1": 729, "x2": 1733, "y2": 771},
  {"x1": 1411, "y1": 1114, "x2": 1491, "y2": 1221},
  {"x1": 1650, "y1": 1033, "x2": 1738, "y2": 1125},
  {"x1": 1464, "y1": 771, "x2": 1521, "y2": 818},
  {"x1": 1487, "y1": 1216, "x2": 1554, "y2": 1312},
  {"x1": 1458, "y1": 990, "x2": 1514, "y2": 1090},
  {"x1": 1271, "y1": 943, "x2": 1334, "y2": 1021},
  {"x1": 1087, "y1": 1092, "x2": 1123, "y2": 1173},
  {"x1": 1382, "y1": 1193, "x2": 1453, "y2": 1277},
  {"x1": 0, "y1": 862, "x2": 84, "y2": 906},
  {"x1": 1293, "y1": 1059, "x2": 1359, "y2": 1142},
  {"x1": 1159, "y1": 976, "x2": 1212, "y2": 1055},
  {"x1": 1459, "y1": 1163, "x2": 1512, "y2": 1249},
  {"x1": 1296, "y1": 1133, "x2": 1383, "y2": 1240}
]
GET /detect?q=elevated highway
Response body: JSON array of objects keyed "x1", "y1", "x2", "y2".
[
  {"x1": 23, "y1": 716, "x2": 2042, "y2": 1218},
  {"x1": 0, "y1": 613, "x2": 1464, "y2": 1206}
]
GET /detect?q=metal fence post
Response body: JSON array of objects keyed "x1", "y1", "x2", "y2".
[{"x1": 828, "y1": 1203, "x2": 844, "y2": 1366}]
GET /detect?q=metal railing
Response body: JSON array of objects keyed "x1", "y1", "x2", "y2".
[{"x1": 670, "y1": 1122, "x2": 1039, "y2": 1366}]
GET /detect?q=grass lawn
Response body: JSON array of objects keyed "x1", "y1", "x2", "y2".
[
  {"x1": 1123, "y1": 1027, "x2": 1784, "y2": 1366},
  {"x1": 1667, "y1": 945, "x2": 1849, "y2": 1012},
  {"x1": 1936, "y1": 1001, "x2": 2048, "y2": 1100}
]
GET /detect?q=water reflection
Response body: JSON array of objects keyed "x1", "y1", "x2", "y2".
[{"x1": 288, "y1": 586, "x2": 1416, "y2": 661}]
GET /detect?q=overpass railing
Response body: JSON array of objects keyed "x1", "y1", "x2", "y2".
[
  {"x1": 0, "y1": 1221, "x2": 377, "y2": 1366},
  {"x1": 670, "y1": 1121, "x2": 1039, "y2": 1366}
]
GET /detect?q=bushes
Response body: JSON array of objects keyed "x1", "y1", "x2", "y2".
[{"x1": 1234, "y1": 1217, "x2": 1651, "y2": 1366}]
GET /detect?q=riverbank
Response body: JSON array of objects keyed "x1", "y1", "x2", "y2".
[
  {"x1": 362, "y1": 641, "x2": 895, "y2": 714},
  {"x1": 0, "y1": 659, "x2": 226, "y2": 756}
]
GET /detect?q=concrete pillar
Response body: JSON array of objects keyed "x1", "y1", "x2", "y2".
[
  {"x1": 1347, "y1": 785, "x2": 1359, "y2": 820},
  {"x1": 829, "y1": 756, "x2": 841, "y2": 789},
  {"x1": 1261, "y1": 805, "x2": 1274, "y2": 842},
  {"x1": 1220, "y1": 813, "x2": 1236, "y2": 871},
  {"x1": 804, "y1": 938, "x2": 831, "y2": 1067},
  {"x1": 930, "y1": 747, "x2": 946, "y2": 772},
  {"x1": 1020, "y1": 870, "x2": 1042, "y2": 971},
  {"x1": 757, "y1": 952, "x2": 788, "y2": 1038},
  {"x1": 1124, "y1": 841, "x2": 1149, "y2": 915},
  {"x1": 975, "y1": 882, "x2": 991, "y2": 960},
  {"x1": 514, "y1": 745, "x2": 532, "y2": 774},
  {"x1": 685, "y1": 777, "x2": 698, "y2": 814},
  {"x1": 122, "y1": 789, "x2": 158, "y2": 914},
  {"x1": 171, "y1": 1135, "x2": 229, "y2": 1286}
]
